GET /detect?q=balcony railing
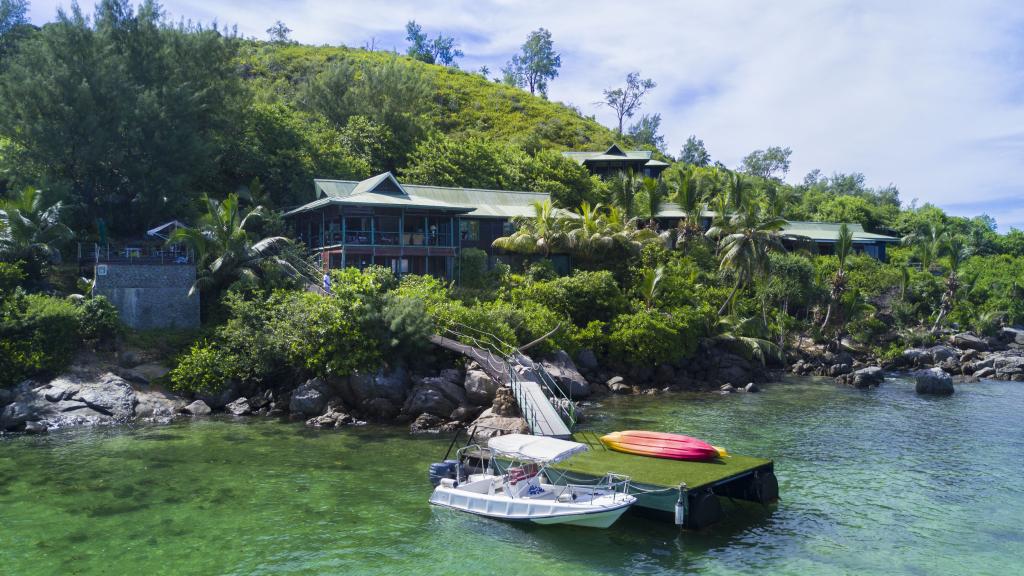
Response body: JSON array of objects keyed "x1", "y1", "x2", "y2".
[
  {"x1": 78, "y1": 242, "x2": 194, "y2": 265},
  {"x1": 315, "y1": 230, "x2": 454, "y2": 248}
]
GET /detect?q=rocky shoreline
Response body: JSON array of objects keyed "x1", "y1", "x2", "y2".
[{"x1": 3, "y1": 328, "x2": 1021, "y2": 436}]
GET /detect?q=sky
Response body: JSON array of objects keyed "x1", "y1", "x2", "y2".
[{"x1": 27, "y1": 0, "x2": 1024, "y2": 231}]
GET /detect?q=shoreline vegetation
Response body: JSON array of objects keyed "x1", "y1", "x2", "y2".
[{"x1": 3, "y1": 2, "x2": 1024, "y2": 435}]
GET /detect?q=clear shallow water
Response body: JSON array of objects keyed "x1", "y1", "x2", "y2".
[{"x1": 1, "y1": 376, "x2": 1022, "y2": 575}]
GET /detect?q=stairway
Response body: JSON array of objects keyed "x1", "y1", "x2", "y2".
[{"x1": 508, "y1": 370, "x2": 573, "y2": 439}]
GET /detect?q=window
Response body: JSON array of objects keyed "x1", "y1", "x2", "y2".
[
  {"x1": 502, "y1": 221, "x2": 515, "y2": 235},
  {"x1": 460, "y1": 220, "x2": 480, "y2": 241}
]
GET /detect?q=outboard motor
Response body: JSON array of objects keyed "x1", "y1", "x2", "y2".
[{"x1": 428, "y1": 460, "x2": 459, "y2": 486}]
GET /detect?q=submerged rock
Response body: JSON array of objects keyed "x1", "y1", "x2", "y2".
[
  {"x1": 837, "y1": 366, "x2": 885, "y2": 389},
  {"x1": 914, "y1": 368, "x2": 954, "y2": 396},
  {"x1": 225, "y1": 397, "x2": 252, "y2": 416},
  {"x1": 289, "y1": 378, "x2": 330, "y2": 417}
]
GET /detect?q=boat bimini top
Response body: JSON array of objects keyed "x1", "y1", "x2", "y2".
[{"x1": 487, "y1": 434, "x2": 588, "y2": 465}]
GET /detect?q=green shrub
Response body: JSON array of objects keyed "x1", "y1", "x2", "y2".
[
  {"x1": 606, "y1": 307, "x2": 699, "y2": 366},
  {"x1": 513, "y1": 270, "x2": 627, "y2": 326},
  {"x1": 0, "y1": 294, "x2": 81, "y2": 387},
  {"x1": 77, "y1": 296, "x2": 123, "y2": 344},
  {"x1": 455, "y1": 247, "x2": 490, "y2": 289},
  {"x1": 169, "y1": 341, "x2": 239, "y2": 394}
]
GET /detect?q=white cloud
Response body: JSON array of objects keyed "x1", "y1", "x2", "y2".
[{"x1": 26, "y1": 0, "x2": 1024, "y2": 229}]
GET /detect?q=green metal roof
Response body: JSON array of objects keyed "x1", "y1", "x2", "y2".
[
  {"x1": 562, "y1": 144, "x2": 654, "y2": 165},
  {"x1": 779, "y1": 221, "x2": 899, "y2": 243},
  {"x1": 286, "y1": 172, "x2": 549, "y2": 219}
]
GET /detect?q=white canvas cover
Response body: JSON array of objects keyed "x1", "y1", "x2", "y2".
[{"x1": 487, "y1": 434, "x2": 588, "y2": 464}]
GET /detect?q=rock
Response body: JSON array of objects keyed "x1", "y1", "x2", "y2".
[
  {"x1": 439, "y1": 368, "x2": 463, "y2": 384},
  {"x1": 23, "y1": 420, "x2": 48, "y2": 434},
  {"x1": 826, "y1": 351, "x2": 855, "y2": 367},
  {"x1": 999, "y1": 327, "x2": 1024, "y2": 346},
  {"x1": 113, "y1": 368, "x2": 149, "y2": 385},
  {"x1": 71, "y1": 374, "x2": 137, "y2": 421},
  {"x1": 402, "y1": 385, "x2": 456, "y2": 418},
  {"x1": 449, "y1": 404, "x2": 484, "y2": 423},
  {"x1": 132, "y1": 363, "x2": 171, "y2": 382},
  {"x1": 952, "y1": 333, "x2": 989, "y2": 352},
  {"x1": 608, "y1": 379, "x2": 633, "y2": 394},
  {"x1": 720, "y1": 383, "x2": 736, "y2": 393},
  {"x1": 305, "y1": 400, "x2": 357, "y2": 428},
  {"x1": 994, "y1": 354, "x2": 1024, "y2": 378},
  {"x1": 837, "y1": 366, "x2": 884, "y2": 388},
  {"x1": 959, "y1": 349, "x2": 981, "y2": 364},
  {"x1": 490, "y1": 387, "x2": 518, "y2": 417},
  {"x1": 135, "y1": 388, "x2": 187, "y2": 421},
  {"x1": 469, "y1": 408, "x2": 528, "y2": 439},
  {"x1": 118, "y1": 350, "x2": 142, "y2": 368},
  {"x1": 420, "y1": 376, "x2": 467, "y2": 406},
  {"x1": 828, "y1": 364, "x2": 852, "y2": 377},
  {"x1": 225, "y1": 397, "x2": 252, "y2": 416},
  {"x1": 289, "y1": 378, "x2": 331, "y2": 417},
  {"x1": 927, "y1": 345, "x2": 959, "y2": 364},
  {"x1": 575, "y1": 349, "x2": 599, "y2": 371},
  {"x1": 0, "y1": 401, "x2": 34, "y2": 431},
  {"x1": 654, "y1": 364, "x2": 676, "y2": 385},
  {"x1": 914, "y1": 367, "x2": 954, "y2": 396},
  {"x1": 606, "y1": 376, "x2": 624, "y2": 388},
  {"x1": 974, "y1": 367, "x2": 996, "y2": 379},
  {"x1": 182, "y1": 400, "x2": 212, "y2": 415},
  {"x1": 539, "y1": 351, "x2": 592, "y2": 398},
  {"x1": 463, "y1": 369, "x2": 499, "y2": 406},
  {"x1": 409, "y1": 413, "x2": 460, "y2": 434},
  {"x1": 196, "y1": 380, "x2": 248, "y2": 410},
  {"x1": 360, "y1": 397, "x2": 399, "y2": 421},
  {"x1": 745, "y1": 382, "x2": 760, "y2": 393},
  {"x1": 902, "y1": 348, "x2": 930, "y2": 366},
  {"x1": 43, "y1": 383, "x2": 80, "y2": 402}
]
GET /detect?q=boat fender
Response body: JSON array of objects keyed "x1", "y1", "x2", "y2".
[{"x1": 674, "y1": 482, "x2": 688, "y2": 526}]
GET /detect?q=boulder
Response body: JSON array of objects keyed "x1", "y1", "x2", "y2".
[
  {"x1": 974, "y1": 367, "x2": 996, "y2": 379},
  {"x1": 463, "y1": 369, "x2": 499, "y2": 406},
  {"x1": 654, "y1": 364, "x2": 676, "y2": 385},
  {"x1": 0, "y1": 387, "x2": 13, "y2": 405},
  {"x1": 744, "y1": 382, "x2": 760, "y2": 393},
  {"x1": 341, "y1": 367, "x2": 410, "y2": 406},
  {"x1": 994, "y1": 354, "x2": 1024, "y2": 378},
  {"x1": 402, "y1": 385, "x2": 456, "y2": 418},
  {"x1": 720, "y1": 383, "x2": 736, "y2": 393},
  {"x1": 902, "y1": 348, "x2": 930, "y2": 366},
  {"x1": 828, "y1": 364, "x2": 852, "y2": 377},
  {"x1": 118, "y1": 350, "x2": 142, "y2": 368},
  {"x1": 44, "y1": 383, "x2": 80, "y2": 402},
  {"x1": 575, "y1": 349, "x2": 599, "y2": 371},
  {"x1": 539, "y1": 351, "x2": 592, "y2": 398},
  {"x1": 914, "y1": 368, "x2": 954, "y2": 396},
  {"x1": 469, "y1": 408, "x2": 528, "y2": 439},
  {"x1": 196, "y1": 380, "x2": 248, "y2": 410},
  {"x1": 289, "y1": 379, "x2": 331, "y2": 417},
  {"x1": 70, "y1": 374, "x2": 137, "y2": 422},
  {"x1": 999, "y1": 327, "x2": 1024, "y2": 346},
  {"x1": 439, "y1": 368, "x2": 463, "y2": 384},
  {"x1": 132, "y1": 363, "x2": 171, "y2": 383},
  {"x1": 837, "y1": 366, "x2": 884, "y2": 388},
  {"x1": 927, "y1": 345, "x2": 959, "y2": 364},
  {"x1": 491, "y1": 387, "x2": 519, "y2": 417},
  {"x1": 952, "y1": 333, "x2": 989, "y2": 352},
  {"x1": 360, "y1": 397, "x2": 399, "y2": 421},
  {"x1": 134, "y1": 388, "x2": 187, "y2": 421},
  {"x1": 305, "y1": 400, "x2": 358, "y2": 428},
  {"x1": 449, "y1": 404, "x2": 484, "y2": 423},
  {"x1": 608, "y1": 378, "x2": 632, "y2": 394},
  {"x1": 182, "y1": 400, "x2": 212, "y2": 415},
  {"x1": 225, "y1": 397, "x2": 252, "y2": 416},
  {"x1": 0, "y1": 401, "x2": 34, "y2": 431}
]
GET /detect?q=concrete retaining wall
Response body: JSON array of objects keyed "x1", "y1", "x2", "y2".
[{"x1": 93, "y1": 264, "x2": 199, "y2": 330}]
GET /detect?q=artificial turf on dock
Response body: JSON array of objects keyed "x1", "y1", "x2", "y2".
[{"x1": 556, "y1": 432, "x2": 773, "y2": 490}]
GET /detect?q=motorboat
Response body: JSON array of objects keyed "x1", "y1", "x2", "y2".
[{"x1": 428, "y1": 434, "x2": 636, "y2": 528}]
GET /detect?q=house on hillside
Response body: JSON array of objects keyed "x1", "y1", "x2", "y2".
[
  {"x1": 283, "y1": 172, "x2": 559, "y2": 279},
  {"x1": 562, "y1": 144, "x2": 669, "y2": 180}
]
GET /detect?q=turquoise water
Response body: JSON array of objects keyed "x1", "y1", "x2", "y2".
[{"x1": 1, "y1": 376, "x2": 1022, "y2": 575}]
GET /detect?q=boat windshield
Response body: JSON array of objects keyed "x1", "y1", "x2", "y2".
[{"x1": 487, "y1": 434, "x2": 588, "y2": 465}]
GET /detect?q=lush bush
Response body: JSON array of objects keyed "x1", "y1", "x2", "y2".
[
  {"x1": 0, "y1": 293, "x2": 81, "y2": 387},
  {"x1": 606, "y1": 307, "x2": 700, "y2": 366},
  {"x1": 76, "y1": 296, "x2": 123, "y2": 345},
  {"x1": 513, "y1": 270, "x2": 627, "y2": 326},
  {"x1": 455, "y1": 247, "x2": 491, "y2": 290},
  {"x1": 169, "y1": 341, "x2": 239, "y2": 394}
]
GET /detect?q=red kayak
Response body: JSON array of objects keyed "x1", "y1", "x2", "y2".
[{"x1": 600, "y1": 430, "x2": 727, "y2": 461}]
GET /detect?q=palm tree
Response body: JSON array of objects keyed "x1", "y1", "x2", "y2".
[
  {"x1": 709, "y1": 203, "x2": 788, "y2": 315},
  {"x1": 821, "y1": 223, "x2": 854, "y2": 328},
  {"x1": 931, "y1": 236, "x2": 971, "y2": 333},
  {"x1": 564, "y1": 202, "x2": 614, "y2": 259},
  {"x1": 725, "y1": 170, "x2": 749, "y2": 212},
  {"x1": 169, "y1": 193, "x2": 300, "y2": 297},
  {"x1": 492, "y1": 199, "x2": 567, "y2": 257},
  {"x1": 0, "y1": 187, "x2": 74, "y2": 281},
  {"x1": 608, "y1": 170, "x2": 641, "y2": 219},
  {"x1": 640, "y1": 176, "x2": 666, "y2": 229},
  {"x1": 902, "y1": 223, "x2": 946, "y2": 271},
  {"x1": 673, "y1": 168, "x2": 706, "y2": 242},
  {"x1": 637, "y1": 266, "x2": 664, "y2": 309}
]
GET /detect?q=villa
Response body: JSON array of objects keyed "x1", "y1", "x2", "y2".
[{"x1": 562, "y1": 144, "x2": 670, "y2": 180}]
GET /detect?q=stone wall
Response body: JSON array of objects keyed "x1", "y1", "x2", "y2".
[{"x1": 93, "y1": 264, "x2": 199, "y2": 329}]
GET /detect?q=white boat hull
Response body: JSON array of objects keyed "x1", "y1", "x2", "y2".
[{"x1": 429, "y1": 476, "x2": 635, "y2": 529}]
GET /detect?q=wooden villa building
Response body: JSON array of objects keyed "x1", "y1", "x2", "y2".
[
  {"x1": 284, "y1": 172, "x2": 545, "y2": 278},
  {"x1": 562, "y1": 144, "x2": 670, "y2": 180}
]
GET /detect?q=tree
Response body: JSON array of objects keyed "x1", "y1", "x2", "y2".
[
  {"x1": 673, "y1": 168, "x2": 706, "y2": 242},
  {"x1": 405, "y1": 20, "x2": 462, "y2": 66},
  {"x1": 266, "y1": 20, "x2": 292, "y2": 44},
  {"x1": 0, "y1": 187, "x2": 73, "y2": 282},
  {"x1": 607, "y1": 169, "x2": 641, "y2": 219},
  {"x1": 491, "y1": 199, "x2": 566, "y2": 257},
  {"x1": 169, "y1": 194, "x2": 301, "y2": 301},
  {"x1": 638, "y1": 266, "x2": 664, "y2": 310},
  {"x1": 707, "y1": 203, "x2": 788, "y2": 315},
  {"x1": 601, "y1": 72, "x2": 656, "y2": 134},
  {"x1": 680, "y1": 135, "x2": 711, "y2": 167},
  {"x1": 740, "y1": 146, "x2": 792, "y2": 180},
  {"x1": 932, "y1": 236, "x2": 971, "y2": 333},
  {"x1": 640, "y1": 176, "x2": 666, "y2": 228},
  {"x1": 0, "y1": 1, "x2": 244, "y2": 235},
  {"x1": 0, "y1": 0, "x2": 30, "y2": 65},
  {"x1": 627, "y1": 113, "x2": 665, "y2": 151},
  {"x1": 821, "y1": 223, "x2": 853, "y2": 329},
  {"x1": 902, "y1": 223, "x2": 946, "y2": 270},
  {"x1": 502, "y1": 28, "x2": 560, "y2": 97}
]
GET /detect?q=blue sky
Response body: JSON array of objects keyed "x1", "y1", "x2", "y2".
[{"x1": 27, "y1": 0, "x2": 1024, "y2": 231}]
